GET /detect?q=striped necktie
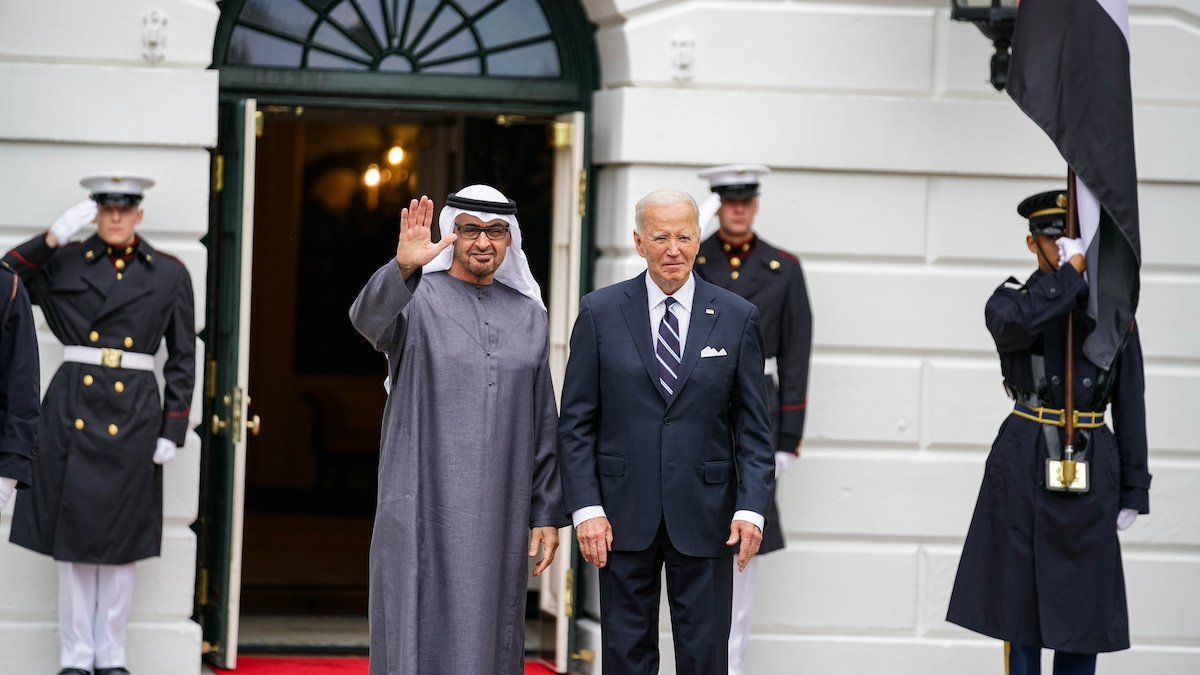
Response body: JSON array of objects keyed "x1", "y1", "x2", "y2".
[{"x1": 656, "y1": 297, "x2": 682, "y2": 398}]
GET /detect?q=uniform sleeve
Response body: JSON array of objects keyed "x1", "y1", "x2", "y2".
[
  {"x1": 349, "y1": 261, "x2": 419, "y2": 356},
  {"x1": 2, "y1": 232, "x2": 58, "y2": 305},
  {"x1": 1112, "y1": 324, "x2": 1150, "y2": 513},
  {"x1": 0, "y1": 277, "x2": 41, "y2": 487},
  {"x1": 777, "y1": 263, "x2": 813, "y2": 449},
  {"x1": 556, "y1": 297, "x2": 604, "y2": 513},
  {"x1": 732, "y1": 308, "x2": 775, "y2": 517},
  {"x1": 529, "y1": 334, "x2": 569, "y2": 529},
  {"x1": 159, "y1": 266, "x2": 197, "y2": 446},
  {"x1": 985, "y1": 265, "x2": 1087, "y2": 353}
]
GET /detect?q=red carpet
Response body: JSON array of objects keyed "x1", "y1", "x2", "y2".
[{"x1": 216, "y1": 657, "x2": 556, "y2": 674}]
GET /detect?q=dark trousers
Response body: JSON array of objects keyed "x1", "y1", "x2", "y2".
[
  {"x1": 1009, "y1": 643, "x2": 1097, "y2": 675},
  {"x1": 598, "y1": 521, "x2": 733, "y2": 675}
]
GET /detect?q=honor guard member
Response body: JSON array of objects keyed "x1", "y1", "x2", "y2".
[
  {"x1": 946, "y1": 191, "x2": 1150, "y2": 675},
  {"x1": 4, "y1": 174, "x2": 196, "y2": 675},
  {"x1": 694, "y1": 164, "x2": 813, "y2": 674},
  {"x1": 0, "y1": 263, "x2": 41, "y2": 511}
]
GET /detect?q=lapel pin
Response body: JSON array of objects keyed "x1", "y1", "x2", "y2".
[{"x1": 705, "y1": 308, "x2": 715, "y2": 315}]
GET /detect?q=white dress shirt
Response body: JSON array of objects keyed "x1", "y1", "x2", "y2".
[{"x1": 572, "y1": 272, "x2": 765, "y2": 532}]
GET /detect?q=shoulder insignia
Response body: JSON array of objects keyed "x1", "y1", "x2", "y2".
[{"x1": 1002, "y1": 276, "x2": 1024, "y2": 291}]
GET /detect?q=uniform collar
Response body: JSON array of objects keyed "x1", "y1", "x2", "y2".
[
  {"x1": 82, "y1": 233, "x2": 158, "y2": 267},
  {"x1": 717, "y1": 232, "x2": 755, "y2": 256}
]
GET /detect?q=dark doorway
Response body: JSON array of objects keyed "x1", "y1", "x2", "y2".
[{"x1": 239, "y1": 105, "x2": 556, "y2": 621}]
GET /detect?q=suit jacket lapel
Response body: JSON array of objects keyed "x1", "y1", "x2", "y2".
[
  {"x1": 619, "y1": 273, "x2": 669, "y2": 403},
  {"x1": 668, "y1": 276, "x2": 718, "y2": 409}
]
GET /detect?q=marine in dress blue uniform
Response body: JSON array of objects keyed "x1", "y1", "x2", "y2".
[
  {"x1": 693, "y1": 165, "x2": 813, "y2": 675},
  {"x1": 4, "y1": 175, "x2": 196, "y2": 675},
  {"x1": 946, "y1": 191, "x2": 1150, "y2": 675}
]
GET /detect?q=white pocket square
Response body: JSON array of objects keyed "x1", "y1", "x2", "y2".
[{"x1": 700, "y1": 346, "x2": 728, "y2": 358}]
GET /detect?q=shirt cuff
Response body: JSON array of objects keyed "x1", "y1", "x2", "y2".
[
  {"x1": 733, "y1": 510, "x2": 764, "y2": 531},
  {"x1": 572, "y1": 505, "x2": 607, "y2": 528}
]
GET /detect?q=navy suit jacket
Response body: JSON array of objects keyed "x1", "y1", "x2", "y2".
[{"x1": 557, "y1": 272, "x2": 775, "y2": 558}]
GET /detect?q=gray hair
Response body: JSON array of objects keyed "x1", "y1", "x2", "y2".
[{"x1": 634, "y1": 189, "x2": 699, "y2": 232}]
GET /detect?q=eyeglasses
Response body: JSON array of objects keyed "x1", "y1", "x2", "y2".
[{"x1": 456, "y1": 225, "x2": 510, "y2": 241}]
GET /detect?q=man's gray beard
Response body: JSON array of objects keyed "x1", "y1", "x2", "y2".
[{"x1": 461, "y1": 253, "x2": 503, "y2": 279}]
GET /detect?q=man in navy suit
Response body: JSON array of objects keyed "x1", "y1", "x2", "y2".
[{"x1": 558, "y1": 189, "x2": 775, "y2": 674}]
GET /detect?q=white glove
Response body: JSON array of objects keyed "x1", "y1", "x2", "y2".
[
  {"x1": 774, "y1": 451, "x2": 797, "y2": 478},
  {"x1": 49, "y1": 199, "x2": 98, "y2": 245},
  {"x1": 1055, "y1": 237, "x2": 1085, "y2": 269},
  {"x1": 1116, "y1": 508, "x2": 1138, "y2": 531},
  {"x1": 153, "y1": 437, "x2": 177, "y2": 465},
  {"x1": 0, "y1": 477, "x2": 17, "y2": 510}
]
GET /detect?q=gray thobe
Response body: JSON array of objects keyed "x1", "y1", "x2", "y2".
[{"x1": 350, "y1": 263, "x2": 568, "y2": 675}]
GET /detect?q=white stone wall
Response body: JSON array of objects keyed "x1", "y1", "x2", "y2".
[
  {"x1": 0, "y1": 2, "x2": 218, "y2": 673},
  {"x1": 581, "y1": 0, "x2": 1200, "y2": 672}
]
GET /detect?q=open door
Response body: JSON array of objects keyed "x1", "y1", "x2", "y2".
[
  {"x1": 538, "y1": 111, "x2": 586, "y2": 673},
  {"x1": 197, "y1": 97, "x2": 259, "y2": 669}
]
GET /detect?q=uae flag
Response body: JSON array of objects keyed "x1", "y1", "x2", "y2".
[{"x1": 1006, "y1": 0, "x2": 1141, "y2": 370}]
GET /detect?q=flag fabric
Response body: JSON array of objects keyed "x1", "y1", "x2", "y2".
[{"x1": 1006, "y1": 0, "x2": 1141, "y2": 370}]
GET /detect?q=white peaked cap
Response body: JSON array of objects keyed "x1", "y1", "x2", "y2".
[{"x1": 80, "y1": 173, "x2": 155, "y2": 196}]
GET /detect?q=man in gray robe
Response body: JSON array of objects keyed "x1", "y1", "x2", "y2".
[{"x1": 350, "y1": 186, "x2": 569, "y2": 674}]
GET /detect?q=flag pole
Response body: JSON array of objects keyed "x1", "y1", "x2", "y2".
[{"x1": 1062, "y1": 168, "x2": 1079, "y2": 483}]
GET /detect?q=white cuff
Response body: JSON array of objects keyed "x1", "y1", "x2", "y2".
[
  {"x1": 572, "y1": 505, "x2": 607, "y2": 528},
  {"x1": 733, "y1": 510, "x2": 764, "y2": 531}
]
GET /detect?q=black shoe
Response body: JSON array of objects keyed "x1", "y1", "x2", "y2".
[
  {"x1": 95, "y1": 669, "x2": 130, "y2": 675},
  {"x1": 57, "y1": 670, "x2": 91, "y2": 675}
]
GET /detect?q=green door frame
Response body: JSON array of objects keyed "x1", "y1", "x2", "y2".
[{"x1": 197, "y1": 0, "x2": 601, "y2": 668}]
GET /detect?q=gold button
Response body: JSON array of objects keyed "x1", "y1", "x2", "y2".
[
  {"x1": 722, "y1": 243, "x2": 731, "y2": 252},
  {"x1": 89, "y1": 331, "x2": 100, "y2": 343},
  {"x1": 74, "y1": 418, "x2": 85, "y2": 430},
  {"x1": 769, "y1": 260, "x2": 781, "y2": 270},
  {"x1": 146, "y1": 254, "x2": 153, "y2": 262},
  {"x1": 106, "y1": 248, "x2": 113, "y2": 255},
  {"x1": 115, "y1": 259, "x2": 126, "y2": 270},
  {"x1": 730, "y1": 258, "x2": 742, "y2": 268},
  {"x1": 116, "y1": 273, "x2": 123, "y2": 281},
  {"x1": 114, "y1": 381, "x2": 125, "y2": 393},
  {"x1": 85, "y1": 250, "x2": 95, "y2": 260},
  {"x1": 123, "y1": 337, "x2": 133, "y2": 349},
  {"x1": 125, "y1": 246, "x2": 133, "y2": 255},
  {"x1": 83, "y1": 375, "x2": 94, "y2": 387},
  {"x1": 108, "y1": 424, "x2": 119, "y2": 436},
  {"x1": 731, "y1": 271, "x2": 740, "y2": 280}
]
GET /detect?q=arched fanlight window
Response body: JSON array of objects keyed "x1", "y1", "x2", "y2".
[{"x1": 225, "y1": 0, "x2": 562, "y2": 78}]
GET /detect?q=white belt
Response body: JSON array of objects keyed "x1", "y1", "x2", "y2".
[
  {"x1": 62, "y1": 345, "x2": 155, "y2": 371},
  {"x1": 764, "y1": 357, "x2": 778, "y2": 380}
]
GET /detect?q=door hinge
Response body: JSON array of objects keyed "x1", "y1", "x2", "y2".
[
  {"x1": 202, "y1": 640, "x2": 220, "y2": 655},
  {"x1": 550, "y1": 121, "x2": 573, "y2": 150},
  {"x1": 564, "y1": 567, "x2": 574, "y2": 618},
  {"x1": 212, "y1": 155, "x2": 224, "y2": 193},
  {"x1": 577, "y1": 169, "x2": 588, "y2": 219},
  {"x1": 205, "y1": 357, "x2": 217, "y2": 400},
  {"x1": 496, "y1": 114, "x2": 528, "y2": 127},
  {"x1": 197, "y1": 566, "x2": 209, "y2": 607},
  {"x1": 233, "y1": 386, "x2": 245, "y2": 443},
  {"x1": 254, "y1": 110, "x2": 264, "y2": 138}
]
